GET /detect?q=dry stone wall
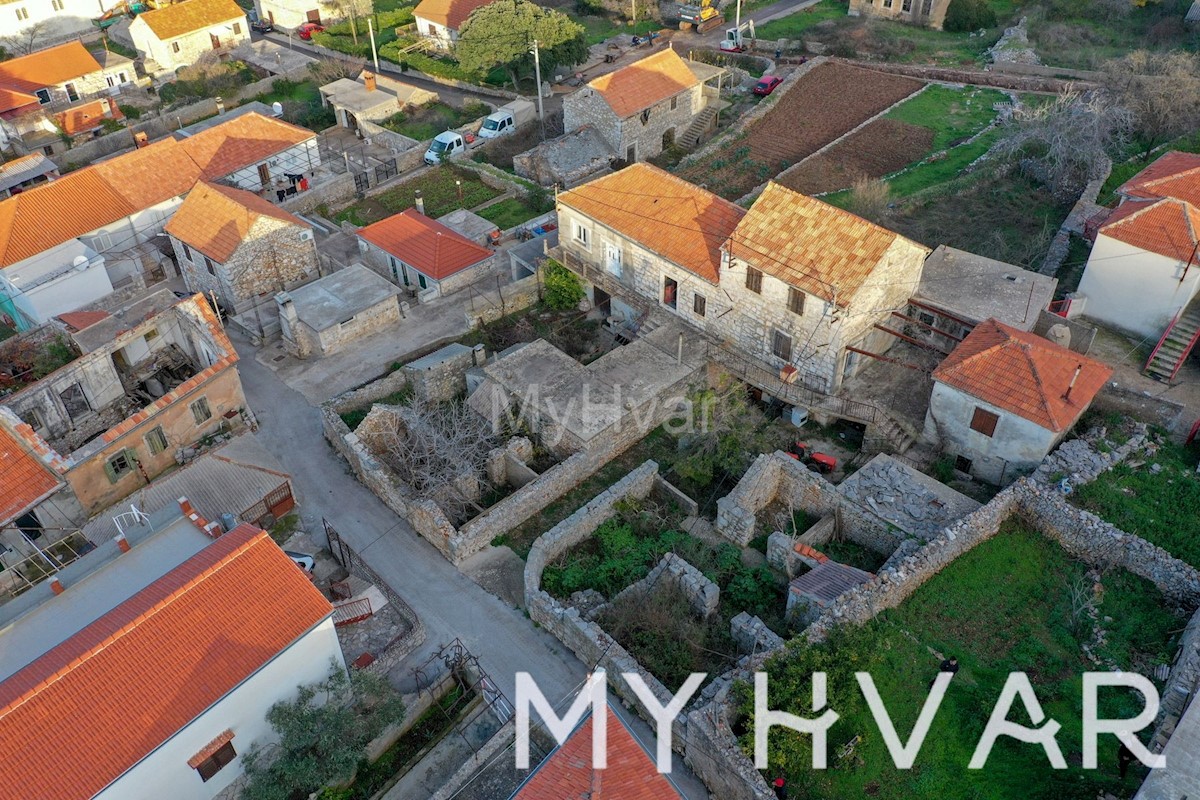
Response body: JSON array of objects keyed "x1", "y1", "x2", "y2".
[{"x1": 611, "y1": 553, "x2": 721, "y2": 619}]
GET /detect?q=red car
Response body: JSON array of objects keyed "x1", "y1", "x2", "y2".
[
  {"x1": 753, "y1": 75, "x2": 782, "y2": 96},
  {"x1": 296, "y1": 22, "x2": 324, "y2": 39}
]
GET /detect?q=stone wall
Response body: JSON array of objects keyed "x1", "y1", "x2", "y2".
[
  {"x1": 611, "y1": 553, "x2": 721, "y2": 619},
  {"x1": 464, "y1": 271, "x2": 542, "y2": 328},
  {"x1": 400, "y1": 344, "x2": 480, "y2": 403},
  {"x1": 730, "y1": 611, "x2": 784, "y2": 655}
]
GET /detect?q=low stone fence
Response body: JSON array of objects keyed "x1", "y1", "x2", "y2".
[
  {"x1": 1031, "y1": 423, "x2": 1150, "y2": 486},
  {"x1": 1153, "y1": 606, "x2": 1200, "y2": 742},
  {"x1": 463, "y1": 272, "x2": 542, "y2": 327},
  {"x1": 611, "y1": 553, "x2": 720, "y2": 618}
]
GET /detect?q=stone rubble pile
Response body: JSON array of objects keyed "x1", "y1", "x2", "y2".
[
  {"x1": 840, "y1": 459, "x2": 960, "y2": 541},
  {"x1": 1032, "y1": 423, "x2": 1150, "y2": 486},
  {"x1": 987, "y1": 17, "x2": 1042, "y2": 66}
]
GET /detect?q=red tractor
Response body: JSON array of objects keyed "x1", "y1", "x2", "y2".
[{"x1": 786, "y1": 442, "x2": 837, "y2": 474}]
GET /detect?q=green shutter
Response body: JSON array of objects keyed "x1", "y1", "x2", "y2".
[{"x1": 103, "y1": 457, "x2": 118, "y2": 484}]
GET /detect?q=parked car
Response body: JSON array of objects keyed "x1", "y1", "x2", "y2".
[
  {"x1": 296, "y1": 22, "x2": 324, "y2": 39},
  {"x1": 251, "y1": 18, "x2": 274, "y2": 33},
  {"x1": 753, "y1": 75, "x2": 782, "y2": 96},
  {"x1": 424, "y1": 130, "x2": 465, "y2": 165},
  {"x1": 285, "y1": 550, "x2": 315, "y2": 572}
]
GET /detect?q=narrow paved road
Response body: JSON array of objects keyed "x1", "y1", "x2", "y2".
[{"x1": 230, "y1": 332, "x2": 711, "y2": 797}]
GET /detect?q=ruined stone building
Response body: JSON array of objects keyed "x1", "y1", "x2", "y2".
[
  {"x1": 165, "y1": 181, "x2": 319, "y2": 316},
  {"x1": 848, "y1": 0, "x2": 950, "y2": 30},
  {"x1": 562, "y1": 48, "x2": 725, "y2": 163},
  {"x1": 0, "y1": 290, "x2": 250, "y2": 516},
  {"x1": 554, "y1": 163, "x2": 929, "y2": 394}
]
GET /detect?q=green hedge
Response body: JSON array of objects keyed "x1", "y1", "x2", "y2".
[
  {"x1": 378, "y1": 44, "x2": 479, "y2": 81},
  {"x1": 312, "y1": 9, "x2": 411, "y2": 56}
]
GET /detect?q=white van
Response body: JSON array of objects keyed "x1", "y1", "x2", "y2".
[{"x1": 425, "y1": 131, "x2": 465, "y2": 165}]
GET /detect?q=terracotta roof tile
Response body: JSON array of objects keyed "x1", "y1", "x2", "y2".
[
  {"x1": 587, "y1": 49, "x2": 699, "y2": 119},
  {"x1": 0, "y1": 42, "x2": 101, "y2": 93},
  {"x1": 54, "y1": 98, "x2": 123, "y2": 136},
  {"x1": 138, "y1": 0, "x2": 246, "y2": 40},
  {"x1": 557, "y1": 163, "x2": 745, "y2": 283},
  {"x1": 57, "y1": 310, "x2": 111, "y2": 331},
  {"x1": 1118, "y1": 151, "x2": 1200, "y2": 203},
  {"x1": 0, "y1": 87, "x2": 39, "y2": 115},
  {"x1": 1099, "y1": 197, "x2": 1200, "y2": 263},
  {"x1": 166, "y1": 180, "x2": 307, "y2": 262},
  {"x1": 0, "y1": 525, "x2": 333, "y2": 800},
  {"x1": 358, "y1": 208, "x2": 492, "y2": 280},
  {"x1": 413, "y1": 0, "x2": 495, "y2": 30},
  {"x1": 730, "y1": 181, "x2": 927, "y2": 305},
  {"x1": 178, "y1": 111, "x2": 315, "y2": 180},
  {"x1": 0, "y1": 422, "x2": 60, "y2": 525},
  {"x1": 932, "y1": 318, "x2": 1112, "y2": 432},
  {"x1": 515, "y1": 704, "x2": 682, "y2": 799}
]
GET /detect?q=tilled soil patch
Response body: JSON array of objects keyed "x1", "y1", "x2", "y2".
[{"x1": 777, "y1": 118, "x2": 934, "y2": 195}]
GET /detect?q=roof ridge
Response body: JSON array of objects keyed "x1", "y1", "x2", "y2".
[{"x1": 1014, "y1": 337, "x2": 1058, "y2": 431}]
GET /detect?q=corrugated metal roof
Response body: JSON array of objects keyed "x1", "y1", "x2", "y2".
[{"x1": 789, "y1": 561, "x2": 873, "y2": 605}]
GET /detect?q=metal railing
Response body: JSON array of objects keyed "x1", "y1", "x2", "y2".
[{"x1": 333, "y1": 596, "x2": 374, "y2": 626}]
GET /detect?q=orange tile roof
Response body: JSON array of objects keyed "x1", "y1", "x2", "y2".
[
  {"x1": 0, "y1": 87, "x2": 39, "y2": 115},
  {"x1": 178, "y1": 111, "x2": 315, "y2": 180},
  {"x1": 730, "y1": 181, "x2": 927, "y2": 305},
  {"x1": 1099, "y1": 197, "x2": 1200, "y2": 263},
  {"x1": 413, "y1": 0, "x2": 495, "y2": 30},
  {"x1": 0, "y1": 524, "x2": 333, "y2": 800},
  {"x1": 0, "y1": 112, "x2": 313, "y2": 268},
  {"x1": 57, "y1": 309, "x2": 111, "y2": 331},
  {"x1": 166, "y1": 180, "x2": 307, "y2": 262},
  {"x1": 557, "y1": 162, "x2": 745, "y2": 283},
  {"x1": 932, "y1": 318, "x2": 1112, "y2": 432},
  {"x1": 1118, "y1": 150, "x2": 1200, "y2": 203},
  {"x1": 54, "y1": 98, "x2": 123, "y2": 136},
  {"x1": 0, "y1": 42, "x2": 102, "y2": 93},
  {"x1": 137, "y1": 0, "x2": 246, "y2": 40},
  {"x1": 0, "y1": 422, "x2": 60, "y2": 525},
  {"x1": 587, "y1": 48, "x2": 699, "y2": 119},
  {"x1": 358, "y1": 208, "x2": 493, "y2": 280}
]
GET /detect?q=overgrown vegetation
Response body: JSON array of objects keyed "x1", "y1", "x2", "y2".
[
  {"x1": 0, "y1": 334, "x2": 78, "y2": 392},
  {"x1": 158, "y1": 57, "x2": 256, "y2": 107},
  {"x1": 541, "y1": 259, "x2": 585, "y2": 310},
  {"x1": 247, "y1": 78, "x2": 334, "y2": 132},
  {"x1": 331, "y1": 165, "x2": 502, "y2": 225},
  {"x1": 311, "y1": 7, "x2": 414, "y2": 57},
  {"x1": 339, "y1": 383, "x2": 414, "y2": 430},
  {"x1": 740, "y1": 521, "x2": 1184, "y2": 800},
  {"x1": 380, "y1": 100, "x2": 490, "y2": 141}
]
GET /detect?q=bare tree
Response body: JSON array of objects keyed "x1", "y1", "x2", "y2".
[
  {"x1": 995, "y1": 89, "x2": 1132, "y2": 200},
  {"x1": 1, "y1": 19, "x2": 52, "y2": 56},
  {"x1": 320, "y1": 0, "x2": 363, "y2": 44},
  {"x1": 307, "y1": 55, "x2": 363, "y2": 85},
  {"x1": 1103, "y1": 50, "x2": 1200, "y2": 160}
]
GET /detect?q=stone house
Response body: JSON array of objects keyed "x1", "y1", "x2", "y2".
[
  {"x1": 562, "y1": 48, "x2": 724, "y2": 163},
  {"x1": 0, "y1": 512, "x2": 343, "y2": 800},
  {"x1": 0, "y1": 291, "x2": 251, "y2": 515},
  {"x1": 357, "y1": 208, "x2": 496, "y2": 301},
  {"x1": 276, "y1": 263, "x2": 401, "y2": 358},
  {"x1": 319, "y1": 70, "x2": 438, "y2": 131},
  {"x1": 555, "y1": 164, "x2": 929, "y2": 393},
  {"x1": 4, "y1": 0, "x2": 126, "y2": 47},
  {"x1": 412, "y1": 0, "x2": 496, "y2": 50},
  {"x1": 848, "y1": 0, "x2": 950, "y2": 30},
  {"x1": 128, "y1": 0, "x2": 249, "y2": 72},
  {"x1": 922, "y1": 318, "x2": 1112, "y2": 485},
  {"x1": 0, "y1": 111, "x2": 318, "y2": 330},
  {"x1": 1078, "y1": 151, "x2": 1200, "y2": 381},
  {"x1": 165, "y1": 180, "x2": 319, "y2": 316},
  {"x1": 254, "y1": 0, "x2": 369, "y2": 29}
]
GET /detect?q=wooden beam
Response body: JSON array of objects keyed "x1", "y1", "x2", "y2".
[
  {"x1": 846, "y1": 346, "x2": 931, "y2": 372},
  {"x1": 873, "y1": 323, "x2": 951, "y2": 355},
  {"x1": 890, "y1": 311, "x2": 963, "y2": 342}
]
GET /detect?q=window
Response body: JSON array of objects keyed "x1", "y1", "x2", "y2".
[
  {"x1": 787, "y1": 287, "x2": 805, "y2": 316},
  {"x1": 172, "y1": 41, "x2": 181, "y2": 53},
  {"x1": 693, "y1": 293, "x2": 707, "y2": 317},
  {"x1": 65, "y1": 83, "x2": 78, "y2": 102},
  {"x1": 204, "y1": 256, "x2": 215, "y2": 276},
  {"x1": 418, "y1": 273, "x2": 428, "y2": 290},
  {"x1": 21, "y1": 408, "x2": 45, "y2": 432},
  {"x1": 920, "y1": 0, "x2": 933, "y2": 12},
  {"x1": 901, "y1": 0, "x2": 912, "y2": 10},
  {"x1": 954, "y1": 455, "x2": 973, "y2": 473},
  {"x1": 15, "y1": 7, "x2": 28, "y2": 20},
  {"x1": 51, "y1": 0, "x2": 64, "y2": 10},
  {"x1": 883, "y1": 0, "x2": 892, "y2": 7},
  {"x1": 42, "y1": 145, "x2": 54, "y2": 156},
  {"x1": 771, "y1": 329, "x2": 792, "y2": 361},
  {"x1": 59, "y1": 382, "x2": 90, "y2": 420},
  {"x1": 92, "y1": 232, "x2": 112, "y2": 251},
  {"x1": 35, "y1": 88, "x2": 50, "y2": 104},
  {"x1": 144, "y1": 328, "x2": 158, "y2": 341},
  {"x1": 191, "y1": 396, "x2": 212, "y2": 424},
  {"x1": 195, "y1": 741, "x2": 237, "y2": 782},
  {"x1": 181, "y1": 242, "x2": 193, "y2": 261},
  {"x1": 746, "y1": 266, "x2": 763, "y2": 294},
  {"x1": 663, "y1": 277, "x2": 678, "y2": 309},
  {"x1": 572, "y1": 221, "x2": 589, "y2": 248},
  {"x1": 232, "y1": 21, "x2": 241, "y2": 34},
  {"x1": 145, "y1": 426, "x2": 168, "y2": 455},
  {"x1": 970, "y1": 407, "x2": 999, "y2": 438},
  {"x1": 670, "y1": 95, "x2": 678, "y2": 111},
  {"x1": 640, "y1": 108, "x2": 651, "y2": 125},
  {"x1": 104, "y1": 450, "x2": 136, "y2": 483}
]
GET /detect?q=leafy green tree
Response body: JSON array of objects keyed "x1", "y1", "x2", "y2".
[
  {"x1": 673, "y1": 377, "x2": 772, "y2": 489},
  {"x1": 240, "y1": 664, "x2": 406, "y2": 800},
  {"x1": 455, "y1": 0, "x2": 586, "y2": 91},
  {"x1": 942, "y1": 0, "x2": 996, "y2": 32},
  {"x1": 542, "y1": 259, "x2": 585, "y2": 310}
]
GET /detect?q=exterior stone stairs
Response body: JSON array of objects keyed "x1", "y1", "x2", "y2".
[
  {"x1": 1145, "y1": 300, "x2": 1200, "y2": 382},
  {"x1": 679, "y1": 107, "x2": 718, "y2": 150}
]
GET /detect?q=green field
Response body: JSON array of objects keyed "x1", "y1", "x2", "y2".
[
  {"x1": 885, "y1": 85, "x2": 1006, "y2": 152},
  {"x1": 329, "y1": 165, "x2": 502, "y2": 226}
]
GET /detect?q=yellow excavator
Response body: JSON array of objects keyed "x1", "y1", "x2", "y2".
[{"x1": 678, "y1": 0, "x2": 725, "y2": 33}]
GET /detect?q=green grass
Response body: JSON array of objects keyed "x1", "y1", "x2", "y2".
[
  {"x1": 331, "y1": 165, "x2": 502, "y2": 226},
  {"x1": 885, "y1": 85, "x2": 1006, "y2": 152},
  {"x1": 574, "y1": 15, "x2": 657, "y2": 46},
  {"x1": 476, "y1": 197, "x2": 542, "y2": 229},
  {"x1": 753, "y1": 0, "x2": 855, "y2": 41},
  {"x1": 380, "y1": 100, "x2": 490, "y2": 141},
  {"x1": 1073, "y1": 439, "x2": 1200, "y2": 569},
  {"x1": 743, "y1": 521, "x2": 1183, "y2": 800}
]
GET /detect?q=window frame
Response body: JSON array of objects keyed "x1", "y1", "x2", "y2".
[
  {"x1": 191, "y1": 396, "x2": 212, "y2": 425},
  {"x1": 771, "y1": 329, "x2": 792, "y2": 361},
  {"x1": 572, "y1": 220, "x2": 590, "y2": 249},
  {"x1": 693, "y1": 293, "x2": 706, "y2": 317},
  {"x1": 145, "y1": 426, "x2": 168, "y2": 455},
  {"x1": 746, "y1": 266, "x2": 763, "y2": 294},
  {"x1": 171, "y1": 41, "x2": 181, "y2": 53},
  {"x1": 181, "y1": 242, "x2": 193, "y2": 261},
  {"x1": 787, "y1": 287, "x2": 805, "y2": 316},
  {"x1": 195, "y1": 741, "x2": 237, "y2": 782},
  {"x1": 105, "y1": 449, "x2": 136, "y2": 483},
  {"x1": 15, "y1": 6, "x2": 28, "y2": 20},
  {"x1": 35, "y1": 88, "x2": 51, "y2": 104},
  {"x1": 232, "y1": 21, "x2": 241, "y2": 34},
  {"x1": 970, "y1": 406, "x2": 999, "y2": 438}
]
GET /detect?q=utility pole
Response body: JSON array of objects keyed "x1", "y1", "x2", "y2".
[
  {"x1": 630, "y1": 0, "x2": 636, "y2": 23},
  {"x1": 530, "y1": 39, "x2": 545, "y2": 141},
  {"x1": 367, "y1": 17, "x2": 380, "y2": 73},
  {"x1": 735, "y1": 0, "x2": 742, "y2": 42}
]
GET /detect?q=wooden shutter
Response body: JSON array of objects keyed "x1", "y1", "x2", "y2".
[{"x1": 970, "y1": 407, "x2": 999, "y2": 437}]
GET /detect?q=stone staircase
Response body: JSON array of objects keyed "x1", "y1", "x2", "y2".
[
  {"x1": 1145, "y1": 301, "x2": 1200, "y2": 382},
  {"x1": 679, "y1": 106, "x2": 718, "y2": 150}
]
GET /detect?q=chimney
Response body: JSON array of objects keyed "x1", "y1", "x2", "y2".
[
  {"x1": 116, "y1": 533, "x2": 131, "y2": 553},
  {"x1": 215, "y1": 95, "x2": 225, "y2": 115},
  {"x1": 276, "y1": 291, "x2": 299, "y2": 327},
  {"x1": 414, "y1": 190, "x2": 425, "y2": 216},
  {"x1": 49, "y1": 577, "x2": 64, "y2": 595},
  {"x1": 133, "y1": 130, "x2": 149, "y2": 148},
  {"x1": 363, "y1": 71, "x2": 376, "y2": 92},
  {"x1": 1063, "y1": 364, "x2": 1083, "y2": 402}
]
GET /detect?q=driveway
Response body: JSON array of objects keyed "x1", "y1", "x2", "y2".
[{"x1": 232, "y1": 331, "x2": 711, "y2": 797}]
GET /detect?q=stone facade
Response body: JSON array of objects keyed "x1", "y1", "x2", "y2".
[
  {"x1": 279, "y1": 289, "x2": 401, "y2": 359},
  {"x1": 358, "y1": 238, "x2": 499, "y2": 302},
  {"x1": 730, "y1": 611, "x2": 784, "y2": 655},
  {"x1": 562, "y1": 75, "x2": 705, "y2": 163},
  {"x1": 128, "y1": 10, "x2": 251, "y2": 72},
  {"x1": 399, "y1": 342, "x2": 482, "y2": 403},
  {"x1": 171, "y1": 217, "x2": 319, "y2": 316},
  {"x1": 848, "y1": 0, "x2": 951, "y2": 30}
]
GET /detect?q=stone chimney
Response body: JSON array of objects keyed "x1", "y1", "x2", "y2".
[
  {"x1": 363, "y1": 71, "x2": 377, "y2": 92},
  {"x1": 49, "y1": 577, "x2": 64, "y2": 595},
  {"x1": 215, "y1": 95, "x2": 225, "y2": 115},
  {"x1": 133, "y1": 130, "x2": 149, "y2": 148},
  {"x1": 116, "y1": 533, "x2": 131, "y2": 553},
  {"x1": 414, "y1": 190, "x2": 425, "y2": 216}
]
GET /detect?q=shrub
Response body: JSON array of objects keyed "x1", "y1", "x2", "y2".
[
  {"x1": 542, "y1": 259, "x2": 585, "y2": 310},
  {"x1": 943, "y1": 0, "x2": 997, "y2": 32},
  {"x1": 117, "y1": 103, "x2": 141, "y2": 119}
]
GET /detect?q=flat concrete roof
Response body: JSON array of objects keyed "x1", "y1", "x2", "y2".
[
  {"x1": 175, "y1": 102, "x2": 281, "y2": 138},
  {"x1": 438, "y1": 208, "x2": 498, "y2": 245},
  {"x1": 69, "y1": 287, "x2": 181, "y2": 353},
  {"x1": 285, "y1": 263, "x2": 400, "y2": 332},
  {"x1": 838, "y1": 453, "x2": 981, "y2": 541},
  {"x1": 0, "y1": 507, "x2": 211, "y2": 681},
  {"x1": 405, "y1": 342, "x2": 474, "y2": 370},
  {"x1": 915, "y1": 245, "x2": 1057, "y2": 331},
  {"x1": 232, "y1": 38, "x2": 316, "y2": 74},
  {"x1": 322, "y1": 78, "x2": 398, "y2": 116},
  {"x1": 686, "y1": 60, "x2": 727, "y2": 84}
]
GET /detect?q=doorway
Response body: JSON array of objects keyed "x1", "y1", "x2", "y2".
[
  {"x1": 663, "y1": 277, "x2": 678, "y2": 309},
  {"x1": 210, "y1": 33, "x2": 221, "y2": 49},
  {"x1": 593, "y1": 286, "x2": 611, "y2": 316},
  {"x1": 604, "y1": 243, "x2": 622, "y2": 278}
]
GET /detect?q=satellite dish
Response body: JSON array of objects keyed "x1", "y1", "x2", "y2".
[
  {"x1": 73, "y1": 255, "x2": 89, "y2": 271},
  {"x1": 272, "y1": 101, "x2": 283, "y2": 117}
]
